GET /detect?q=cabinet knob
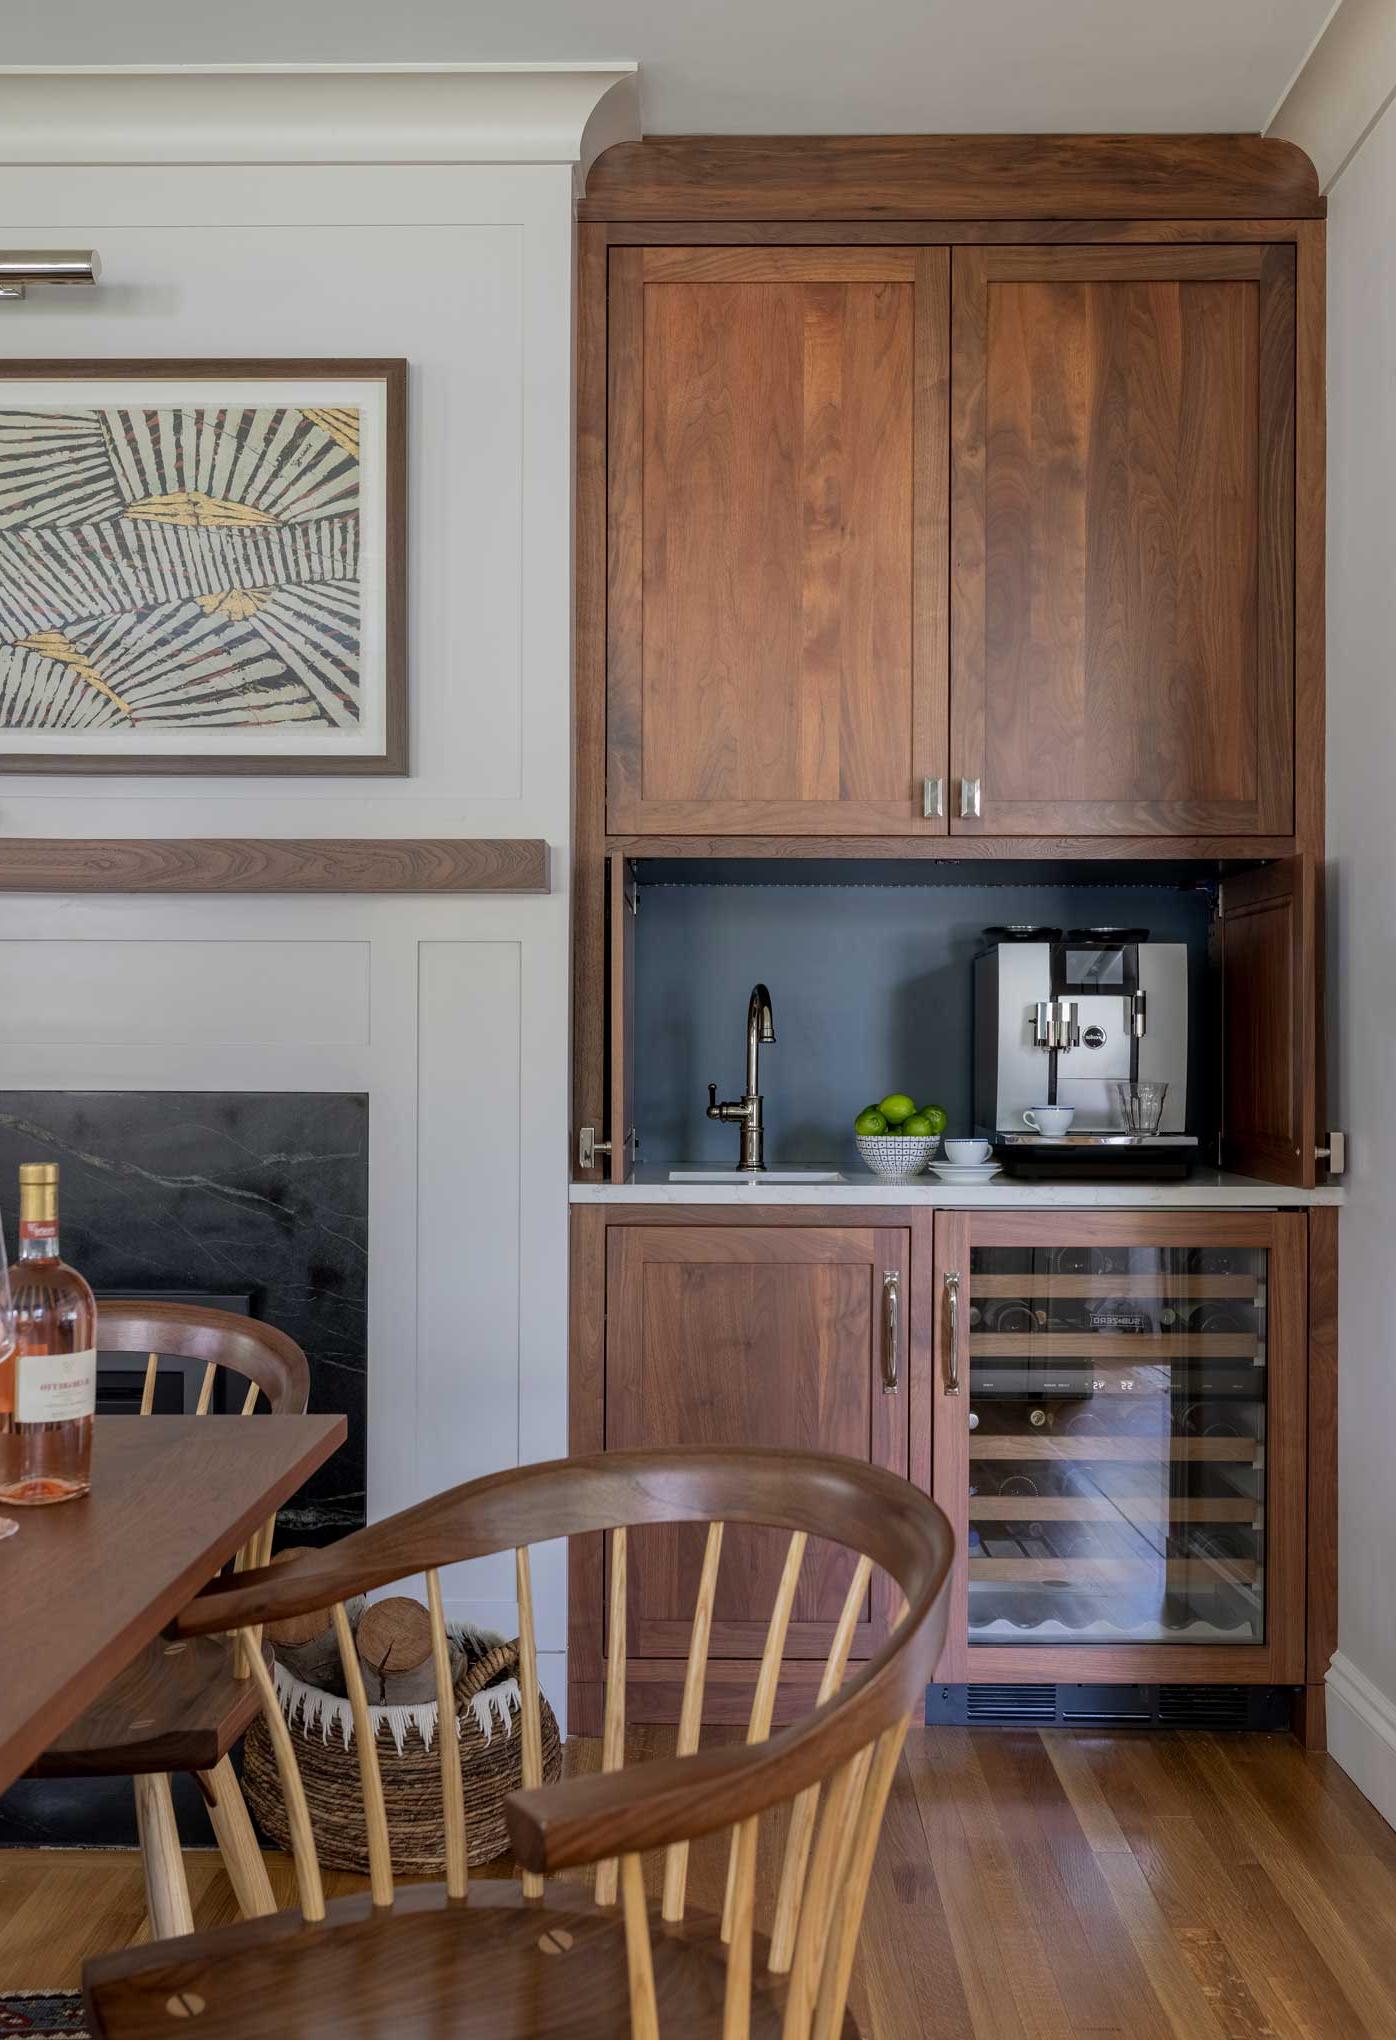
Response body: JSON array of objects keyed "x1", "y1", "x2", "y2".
[
  {"x1": 959, "y1": 778, "x2": 982, "y2": 820},
  {"x1": 922, "y1": 776, "x2": 944, "y2": 820}
]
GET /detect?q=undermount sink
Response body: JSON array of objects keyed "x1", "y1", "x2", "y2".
[{"x1": 667, "y1": 1168, "x2": 843, "y2": 1184}]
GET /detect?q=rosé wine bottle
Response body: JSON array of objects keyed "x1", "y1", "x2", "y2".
[{"x1": 0, "y1": 1163, "x2": 97, "y2": 1505}]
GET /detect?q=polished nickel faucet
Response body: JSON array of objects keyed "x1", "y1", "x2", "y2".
[{"x1": 707, "y1": 983, "x2": 776, "y2": 1170}]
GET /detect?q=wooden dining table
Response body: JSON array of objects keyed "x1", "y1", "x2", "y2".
[{"x1": 0, "y1": 1412, "x2": 345, "y2": 1792}]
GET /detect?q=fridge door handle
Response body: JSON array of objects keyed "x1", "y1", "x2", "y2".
[{"x1": 943, "y1": 1269, "x2": 961, "y2": 1395}]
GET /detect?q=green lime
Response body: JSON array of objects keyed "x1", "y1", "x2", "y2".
[
  {"x1": 903, "y1": 1113, "x2": 935, "y2": 1138},
  {"x1": 854, "y1": 1108, "x2": 888, "y2": 1137},
  {"x1": 917, "y1": 1103, "x2": 948, "y2": 1136},
  {"x1": 878, "y1": 1092, "x2": 916, "y2": 1125}
]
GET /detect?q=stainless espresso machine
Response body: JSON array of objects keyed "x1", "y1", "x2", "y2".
[{"x1": 973, "y1": 927, "x2": 1197, "y2": 1177}]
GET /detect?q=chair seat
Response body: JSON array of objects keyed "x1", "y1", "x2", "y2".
[
  {"x1": 83, "y1": 1880, "x2": 860, "y2": 2039},
  {"x1": 32, "y1": 1635, "x2": 262, "y2": 1779}
]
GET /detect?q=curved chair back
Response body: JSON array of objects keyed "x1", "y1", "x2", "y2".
[
  {"x1": 175, "y1": 1447, "x2": 954, "y2": 2040},
  {"x1": 97, "y1": 1300, "x2": 310, "y2": 1419}
]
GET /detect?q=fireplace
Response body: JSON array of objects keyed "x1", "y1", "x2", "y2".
[{"x1": 0, "y1": 1092, "x2": 367, "y2": 1539}]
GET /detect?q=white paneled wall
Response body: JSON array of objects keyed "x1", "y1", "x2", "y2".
[{"x1": 0, "y1": 68, "x2": 640, "y2": 1720}]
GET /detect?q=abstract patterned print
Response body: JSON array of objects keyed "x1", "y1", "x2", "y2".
[{"x1": 0, "y1": 406, "x2": 361, "y2": 732}]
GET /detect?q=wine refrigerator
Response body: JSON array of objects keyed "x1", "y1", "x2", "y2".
[{"x1": 929, "y1": 1212, "x2": 1306, "y2": 1689}]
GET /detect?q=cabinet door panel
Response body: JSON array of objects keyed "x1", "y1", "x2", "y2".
[
  {"x1": 606, "y1": 1224, "x2": 908, "y2": 1659},
  {"x1": 930, "y1": 1210, "x2": 1307, "y2": 1686},
  {"x1": 608, "y1": 247, "x2": 949, "y2": 836},
  {"x1": 1219, "y1": 856, "x2": 1318, "y2": 1186},
  {"x1": 951, "y1": 245, "x2": 1294, "y2": 837}
]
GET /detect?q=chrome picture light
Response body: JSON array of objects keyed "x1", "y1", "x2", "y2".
[{"x1": 0, "y1": 250, "x2": 101, "y2": 300}]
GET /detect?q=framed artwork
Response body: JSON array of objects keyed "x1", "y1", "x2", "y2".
[{"x1": 0, "y1": 359, "x2": 406, "y2": 774}]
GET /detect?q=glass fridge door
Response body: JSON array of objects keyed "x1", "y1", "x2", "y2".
[{"x1": 967, "y1": 1241, "x2": 1267, "y2": 1649}]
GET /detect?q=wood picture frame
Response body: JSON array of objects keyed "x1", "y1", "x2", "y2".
[{"x1": 0, "y1": 358, "x2": 406, "y2": 775}]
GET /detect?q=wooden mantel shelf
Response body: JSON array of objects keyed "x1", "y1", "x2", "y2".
[{"x1": 0, "y1": 838, "x2": 550, "y2": 894}]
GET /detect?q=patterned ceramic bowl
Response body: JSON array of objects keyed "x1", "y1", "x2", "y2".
[{"x1": 855, "y1": 1133, "x2": 942, "y2": 1180}]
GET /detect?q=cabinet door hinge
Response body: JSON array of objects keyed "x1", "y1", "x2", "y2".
[
  {"x1": 578, "y1": 1124, "x2": 611, "y2": 1171},
  {"x1": 1316, "y1": 1130, "x2": 1346, "y2": 1175}
]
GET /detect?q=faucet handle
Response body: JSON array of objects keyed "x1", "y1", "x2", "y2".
[{"x1": 707, "y1": 1083, "x2": 719, "y2": 1119}]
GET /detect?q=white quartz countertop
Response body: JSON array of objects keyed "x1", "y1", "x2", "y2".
[{"x1": 571, "y1": 1167, "x2": 1343, "y2": 1208}]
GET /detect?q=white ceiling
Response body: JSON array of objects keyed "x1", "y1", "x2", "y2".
[{"x1": 3, "y1": 0, "x2": 1333, "y2": 137}]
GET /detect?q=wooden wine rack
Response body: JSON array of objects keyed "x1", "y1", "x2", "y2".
[
  {"x1": 971, "y1": 1273, "x2": 1260, "y2": 1298},
  {"x1": 970, "y1": 1436, "x2": 1262, "y2": 1462}
]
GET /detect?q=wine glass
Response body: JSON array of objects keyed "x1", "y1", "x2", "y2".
[{"x1": 0, "y1": 1211, "x2": 16, "y2": 1539}]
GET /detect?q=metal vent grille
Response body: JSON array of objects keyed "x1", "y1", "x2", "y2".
[
  {"x1": 1157, "y1": 1685, "x2": 1251, "y2": 1728},
  {"x1": 926, "y1": 1683, "x2": 1292, "y2": 1730},
  {"x1": 964, "y1": 1684, "x2": 1057, "y2": 1725}
]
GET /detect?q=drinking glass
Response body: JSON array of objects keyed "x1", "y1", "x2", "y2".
[{"x1": 1111, "y1": 1080, "x2": 1169, "y2": 1136}]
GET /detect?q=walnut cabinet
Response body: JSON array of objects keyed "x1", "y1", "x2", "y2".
[
  {"x1": 568, "y1": 1205, "x2": 1333, "y2": 1740},
  {"x1": 603, "y1": 240, "x2": 1305, "y2": 843}
]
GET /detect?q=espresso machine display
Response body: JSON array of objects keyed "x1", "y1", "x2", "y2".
[{"x1": 973, "y1": 929, "x2": 1197, "y2": 1177}]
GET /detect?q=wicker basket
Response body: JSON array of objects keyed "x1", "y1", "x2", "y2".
[{"x1": 244, "y1": 1630, "x2": 562, "y2": 1873}]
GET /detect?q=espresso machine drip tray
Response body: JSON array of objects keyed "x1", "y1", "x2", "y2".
[{"x1": 995, "y1": 1133, "x2": 1199, "y2": 1180}]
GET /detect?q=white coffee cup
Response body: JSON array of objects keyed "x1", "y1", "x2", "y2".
[
  {"x1": 943, "y1": 1138, "x2": 991, "y2": 1164},
  {"x1": 1023, "y1": 1107, "x2": 1074, "y2": 1138}
]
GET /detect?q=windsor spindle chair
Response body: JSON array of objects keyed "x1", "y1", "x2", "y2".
[
  {"x1": 81, "y1": 1446, "x2": 953, "y2": 2040},
  {"x1": 30, "y1": 1301, "x2": 310, "y2": 1941}
]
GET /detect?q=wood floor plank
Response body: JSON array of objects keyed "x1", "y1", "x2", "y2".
[
  {"x1": 858, "y1": 1751, "x2": 979, "y2": 2040},
  {"x1": 909, "y1": 1728, "x2": 1078, "y2": 2040},
  {"x1": 1179, "y1": 1734, "x2": 1396, "y2": 2039},
  {"x1": 974, "y1": 1732, "x2": 1142, "y2": 2036}
]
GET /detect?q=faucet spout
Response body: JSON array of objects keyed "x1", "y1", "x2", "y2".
[
  {"x1": 707, "y1": 983, "x2": 777, "y2": 1171},
  {"x1": 746, "y1": 983, "x2": 775, "y2": 1097}
]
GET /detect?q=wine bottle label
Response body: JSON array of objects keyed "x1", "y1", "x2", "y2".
[
  {"x1": 15, "y1": 1347, "x2": 96, "y2": 1424},
  {"x1": 19, "y1": 1219, "x2": 58, "y2": 1245}
]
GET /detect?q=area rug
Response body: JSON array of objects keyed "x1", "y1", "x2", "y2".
[{"x1": 0, "y1": 1993, "x2": 86, "y2": 2036}]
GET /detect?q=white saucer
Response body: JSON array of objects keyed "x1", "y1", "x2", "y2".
[{"x1": 930, "y1": 1161, "x2": 1002, "y2": 1182}]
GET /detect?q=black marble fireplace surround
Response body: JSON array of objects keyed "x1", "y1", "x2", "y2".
[
  {"x1": 0, "y1": 1091, "x2": 367, "y2": 1536},
  {"x1": 0, "y1": 1091, "x2": 367, "y2": 1849}
]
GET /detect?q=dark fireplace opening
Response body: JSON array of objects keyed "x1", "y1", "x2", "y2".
[{"x1": 0, "y1": 1091, "x2": 369, "y2": 1850}]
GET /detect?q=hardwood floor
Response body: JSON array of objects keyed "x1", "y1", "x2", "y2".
[{"x1": 3, "y1": 1728, "x2": 1395, "y2": 2038}]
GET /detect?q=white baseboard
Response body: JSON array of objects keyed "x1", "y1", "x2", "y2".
[{"x1": 1326, "y1": 1651, "x2": 1396, "y2": 1831}]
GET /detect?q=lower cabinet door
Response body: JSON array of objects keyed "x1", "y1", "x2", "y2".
[
  {"x1": 930, "y1": 1212, "x2": 1307, "y2": 1685},
  {"x1": 605, "y1": 1224, "x2": 910, "y2": 1681}
]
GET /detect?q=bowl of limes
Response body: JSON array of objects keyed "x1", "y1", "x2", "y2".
[{"x1": 854, "y1": 1094, "x2": 947, "y2": 1179}]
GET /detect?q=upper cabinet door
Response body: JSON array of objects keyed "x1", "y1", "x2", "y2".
[
  {"x1": 607, "y1": 248, "x2": 949, "y2": 836},
  {"x1": 950, "y1": 246, "x2": 1295, "y2": 838}
]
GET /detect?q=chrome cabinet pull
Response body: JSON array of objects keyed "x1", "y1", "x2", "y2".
[
  {"x1": 921, "y1": 776, "x2": 944, "y2": 820},
  {"x1": 959, "y1": 778, "x2": 982, "y2": 819},
  {"x1": 881, "y1": 1270, "x2": 900, "y2": 1394},
  {"x1": 943, "y1": 1269, "x2": 961, "y2": 1394}
]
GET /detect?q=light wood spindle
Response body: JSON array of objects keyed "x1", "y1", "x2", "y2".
[
  {"x1": 780, "y1": 1747, "x2": 873, "y2": 2040},
  {"x1": 769, "y1": 1552, "x2": 872, "y2": 1971},
  {"x1": 138, "y1": 1352, "x2": 159, "y2": 1417},
  {"x1": 426, "y1": 1567, "x2": 468, "y2": 1899},
  {"x1": 724, "y1": 1816, "x2": 759, "y2": 2040},
  {"x1": 238, "y1": 1627, "x2": 325, "y2": 1924},
  {"x1": 132, "y1": 1772, "x2": 195, "y2": 1940},
  {"x1": 594, "y1": 1525, "x2": 629, "y2": 1907},
  {"x1": 515, "y1": 1545, "x2": 545, "y2": 1899},
  {"x1": 722, "y1": 1530, "x2": 807, "y2": 1944},
  {"x1": 621, "y1": 1851, "x2": 660, "y2": 2040},
  {"x1": 333, "y1": 1601, "x2": 394, "y2": 1909},
  {"x1": 812, "y1": 1718, "x2": 913, "y2": 2040},
  {"x1": 240, "y1": 1378, "x2": 260, "y2": 1416},
  {"x1": 197, "y1": 1754, "x2": 275, "y2": 1918},
  {"x1": 661, "y1": 1519, "x2": 724, "y2": 1924},
  {"x1": 195, "y1": 1360, "x2": 217, "y2": 1416}
]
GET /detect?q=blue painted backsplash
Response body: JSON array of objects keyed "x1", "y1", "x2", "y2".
[{"x1": 633, "y1": 869, "x2": 1216, "y2": 1168}]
